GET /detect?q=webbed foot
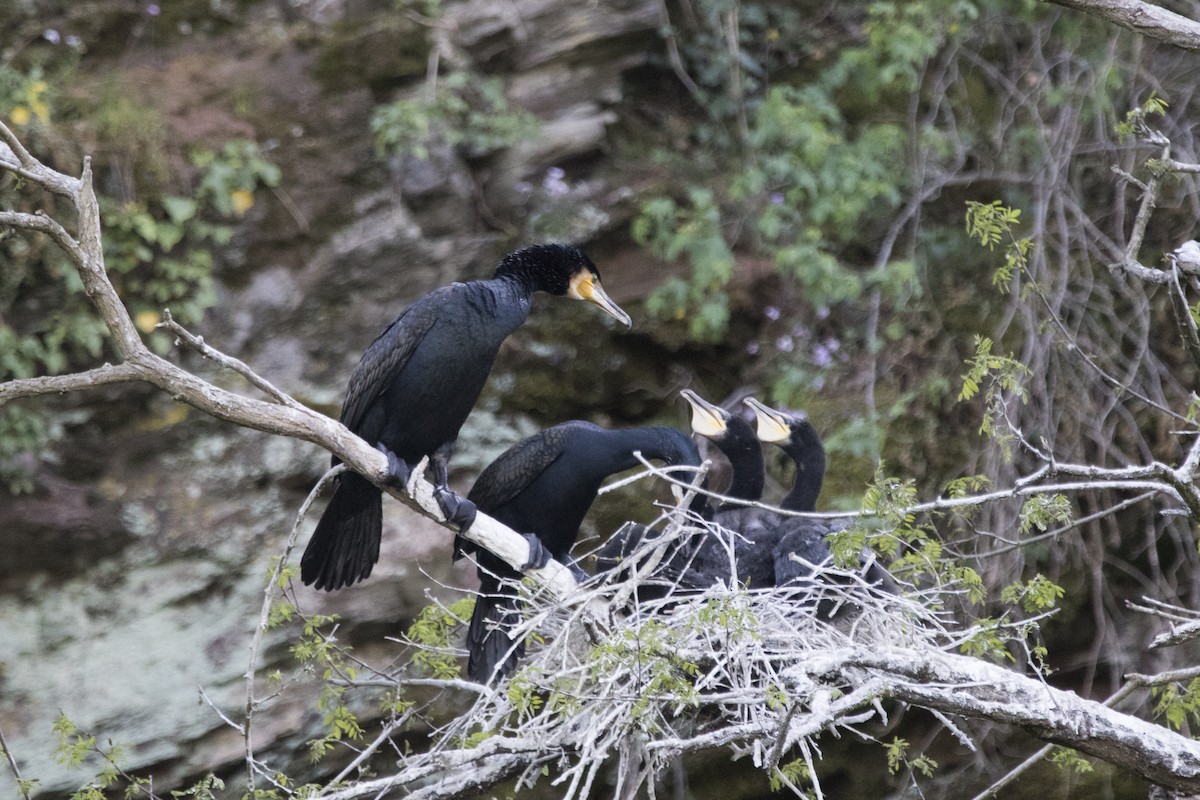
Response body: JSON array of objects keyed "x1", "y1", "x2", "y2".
[
  {"x1": 520, "y1": 533, "x2": 553, "y2": 571},
  {"x1": 434, "y1": 485, "x2": 477, "y2": 532},
  {"x1": 376, "y1": 444, "x2": 410, "y2": 489}
]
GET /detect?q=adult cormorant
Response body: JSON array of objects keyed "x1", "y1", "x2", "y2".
[
  {"x1": 302, "y1": 244, "x2": 632, "y2": 591},
  {"x1": 680, "y1": 389, "x2": 764, "y2": 509},
  {"x1": 458, "y1": 422, "x2": 702, "y2": 683}
]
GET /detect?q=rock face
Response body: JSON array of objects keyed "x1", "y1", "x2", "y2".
[{"x1": 0, "y1": 0, "x2": 680, "y2": 795}]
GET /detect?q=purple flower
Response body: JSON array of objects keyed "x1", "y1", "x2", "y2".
[
  {"x1": 813, "y1": 343, "x2": 832, "y2": 368},
  {"x1": 769, "y1": 192, "x2": 785, "y2": 205},
  {"x1": 764, "y1": 305, "x2": 781, "y2": 321},
  {"x1": 746, "y1": 341, "x2": 760, "y2": 355},
  {"x1": 65, "y1": 34, "x2": 82, "y2": 47},
  {"x1": 43, "y1": 29, "x2": 61, "y2": 44},
  {"x1": 542, "y1": 167, "x2": 569, "y2": 197},
  {"x1": 775, "y1": 336, "x2": 794, "y2": 353},
  {"x1": 147, "y1": 3, "x2": 161, "y2": 15}
]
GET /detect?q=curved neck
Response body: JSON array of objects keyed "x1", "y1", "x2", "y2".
[
  {"x1": 779, "y1": 441, "x2": 825, "y2": 512},
  {"x1": 604, "y1": 427, "x2": 711, "y2": 518},
  {"x1": 492, "y1": 269, "x2": 539, "y2": 299},
  {"x1": 715, "y1": 420, "x2": 764, "y2": 503},
  {"x1": 601, "y1": 427, "x2": 698, "y2": 472}
]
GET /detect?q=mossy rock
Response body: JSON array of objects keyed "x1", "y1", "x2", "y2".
[{"x1": 312, "y1": 14, "x2": 430, "y2": 93}]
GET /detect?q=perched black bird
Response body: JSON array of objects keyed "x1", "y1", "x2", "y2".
[
  {"x1": 742, "y1": 399, "x2": 893, "y2": 596},
  {"x1": 680, "y1": 389, "x2": 764, "y2": 509},
  {"x1": 458, "y1": 422, "x2": 702, "y2": 683},
  {"x1": 744, "y1": 398, "x2": 824, "y2": 513},
  {"x1": 302, "y1": 244, "x2": 632, "y2": 591}
]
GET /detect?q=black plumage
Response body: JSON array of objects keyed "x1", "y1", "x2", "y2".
[
  {"x1": 680, "y1": 389, "x2": 764, "y2": 508},
  {"x1": 458, "y1": 422, "x2": 701, "y2": 683},
  {"x1": 302, "y1": 244, "x2": 631, "y2": 591},
  {"x1": 742, "y1": 398, "x2": 894, "y2": 597},
  {"x1": 746, "y1": 398, "x2": 825, "y2": 513}
]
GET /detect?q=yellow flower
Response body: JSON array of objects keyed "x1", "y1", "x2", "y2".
[
  {"x1": 135, "y1": 310, "x2": 161, "y2": 333},
  {"x1": 11, "y1": 106, "x2": 31, "y2": 126},
  {"x1": 230, "y1": 189, "x2": 255, "y2": 216}
]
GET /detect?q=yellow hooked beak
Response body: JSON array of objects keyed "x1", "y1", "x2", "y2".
[
  {"x1": 569, "y1": 270, "x2": 633, "y2": 328},
  {"x1": 744, "y1": 397, "x2": 792, "y2": 444},
  {"x1": 681, "y1": 389, "x2": 728, "y2": 439}
]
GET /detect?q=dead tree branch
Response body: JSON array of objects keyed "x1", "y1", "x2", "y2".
[
  {"x1": 1041, "y1": 0, "x2": 1200, "y2": 51},
  {"x1": 0, "y1": 120, "x2": 580, "y2": 610}
]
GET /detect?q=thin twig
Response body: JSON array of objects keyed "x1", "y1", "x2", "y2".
[
  {"x1": 0, "y1": 725, "x2": 33, "y2": 800},
  {"x1": 243, "y1": 463, "x2": 345, "y2": 793},
  {"x1": 158, "y1": 311, "x2": 308, "y2": 410}
]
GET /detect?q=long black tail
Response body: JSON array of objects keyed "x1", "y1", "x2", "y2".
[
  {"x1": 466, "y1": 568, "x2": 525, "y2": 684},
  {"x1": 301, "y1": 471, "x2": 382, "y2": 591}
]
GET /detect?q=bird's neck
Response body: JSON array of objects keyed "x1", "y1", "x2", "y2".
[
  {"x1": 780, "y1": 448, "x2": 825, "y2": 512},
  {"x1": 493, "y1": 269, "x2": 541, "y2": 299},
  {"x1": 722, "y1": 439, "x2": 765, "y2": 502},
  {"x1": 470, "y1": 276, "x2": 534, "y2": 328}
]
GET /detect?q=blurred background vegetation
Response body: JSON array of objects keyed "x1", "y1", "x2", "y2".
[{"x1": 2, "y1": 0, "x2": 1199, "y2": 797}]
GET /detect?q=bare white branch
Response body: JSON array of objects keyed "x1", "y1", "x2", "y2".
[{"x1": 1040, "y1": 0, "x2": 1200, "y2": 51}]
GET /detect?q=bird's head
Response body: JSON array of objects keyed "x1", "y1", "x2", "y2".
[
  {"x1": 744, "y1": 397, "x2": 814, "y2": 448},
  {"x1": 496, "y1": 243, "x2": 632, "y2": 327},
  {"x1": 681, "y1": 389, "x2": 731, "y2": 441}
]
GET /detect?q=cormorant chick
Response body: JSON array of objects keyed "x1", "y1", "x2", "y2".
[
  {"x1": 459, "y1": 422, "x2": 701, "y2": 683},
  {"x1": 744, "y1": 398, "x2": 824, "y2": 512},
  {"x1": 302, "y1": 244, "x2": 631, "y2": 591},
  {"x1": 680, "y1": 389, "x2": 764, "y2": 509},
  {"x1": 742, "y1": 399, "x2": 894, "y2": 597}
]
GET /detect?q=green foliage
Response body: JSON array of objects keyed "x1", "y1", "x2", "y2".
[
  {"x1": 768, "y1": 757, "x2": 812, "y2": 794},
  {"x1": 1114, "y1": 92, "x2": 1168, "y2": 141},
  {"x1": 51, "y1": 714, "x2": 162, "y2": 800},
  {"x1": 169, "y1": 774, "x2": 225, "y2": 800},
  {"x1": 1048, "y1": 746, "x2": 1095, "y2": 776},
  {"x1": 964, "y1": 200, "x2": 1032, "y2": 292},
  {"x1": 633, "y1": 189, "x2": 736, "y2": 342},
  {"x1": 1018, "y1": 494, "x2": 1072, "y2": 536},
  {"x1": 958, "y1": 618, "x2": 1014, "y2": 662},
  {"x1": 0, "y1": 64, "x2": 52, "y2": 126},
  {"x1": 964, "y1": 200, "x2": 1021, "y2": 251},
  {"x1": 506, "y1": 671, "x2": 546, "y2": 719},
  {"x1": 631, "y1": 0, "x2": 966, "y2": 345},
  {"x1": 289, "y1": 608, "x2": 369, "y2": 761},
  {"x1": 53, "y1": 714, "x2": 96, "y2": 770},
  {"x1": 268, "y1": 599, "x2": 297, "y2": 629},
  {"x1": 0, "y1": 125, "x2": 279, "y2": 488},
  {"x1": 958, "y1": 335, "x2": 1031, "y2": 459},
  {"x1": 405, "y1": 599, "x2": 473, "y2": 679},
  {"x1": 0, "y1": 406, "x2": 48, "y2": 494},
  {"x1": 3, "y1": 130, "x2": 277, "y2": 377},
  {"x1": 371, "y1": 72, "x2": 539, "y2": 160},
  {"x1": 944, "y1": 473, "x2": 992, "y2": 499},
  {"x1": 690, "y1": 594, "x2": 761, "y2": 641},
  {"x1": 289, "y1": 613, "x2": 344, "y2": 667},
  {"x1": 885, "y1": 736, "x2": 938, "y2": 777},
  {"x1": 189, "y1": 140, "x2": 281, "y2": 216},
  {"x1": 307, "y1": 685, "x2": 365, "y2": 762},
  {"x1": 587, "y1": 619, "x2": 701, "y2": 723},
  {"x1": 1152, "y1": 678, "x2": 1200, "y2": 731},
  {"x1": 1000, "y1": 574, "x2": 1065, "y2": 613}
]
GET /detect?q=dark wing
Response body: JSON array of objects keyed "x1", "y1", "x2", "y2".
[
  {"x1": 772, "y1": 524, "x2": 833, "y2": 585},
  {"x1": 338, "y1": 286, "x2": 455, "y2": 432},
  {"x1": 467, "y1": 425, "x2": 573, "y2": 512}
]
